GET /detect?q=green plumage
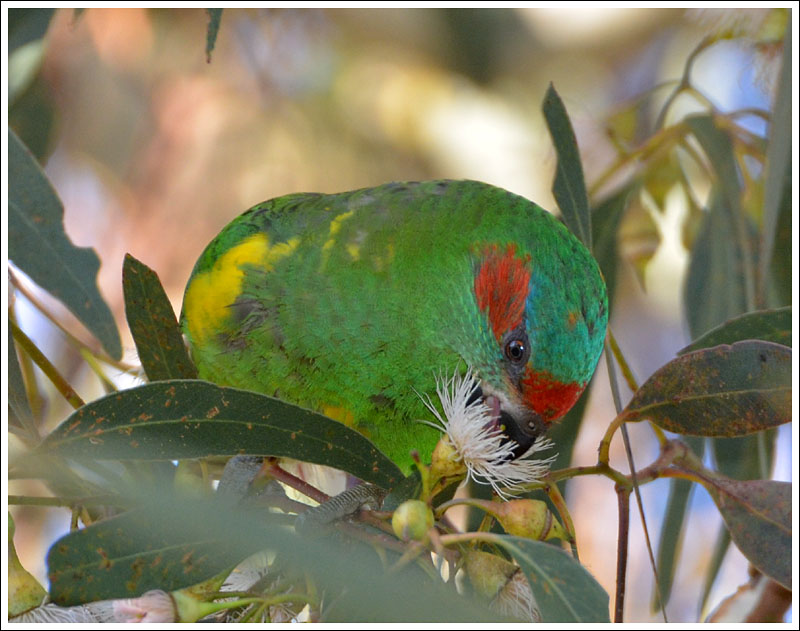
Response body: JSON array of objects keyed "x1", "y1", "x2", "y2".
[{"x1": 181, "y1": 180, "x2": 607, "y2": 469}]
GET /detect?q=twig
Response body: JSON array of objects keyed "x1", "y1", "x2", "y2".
[
  {"x1": 605, "y1": 340, "x2": 667, "y2": 622},
  {"x1": 614, "y1": 486, "x2": 630, "y2": 622},
  {"x1": 10, "y1": 319, "x2": 85, "y2": 410}
]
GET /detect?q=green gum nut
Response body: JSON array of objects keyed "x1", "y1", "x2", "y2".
[
  {"x1": 494, "y1": 499, "x2": 567, "y2": 541},
  {"x1": 391, "y1": 499, "x2": 434, "y2": 542}
]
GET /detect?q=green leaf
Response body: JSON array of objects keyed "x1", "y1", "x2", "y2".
[
  {"x1": 652, "y1": 436, "x2": 703, "y2": 611},
  {"x1": 8, "y1": 129, "x2": 122, "y2": 359},
  {"x1": 701, "y1": 477, "x2": 791, "y2": 590},
  {"x1": 205, "y1": 9, "x2": 223, "y2": 62},
  {"x1": 683, "y1": 189, "x2": 751, "y2": 339},
  {"x1": 592, "y1": 183, "x2": 633, "y2": 308},
  {"x1": 698, "y1": 527, "x2": 731, "y2": 617},
  {"x1": 497, "y1": 536, "x2": 610, "y2": 622},
  {"x1": 47, "y1": 488, "x2": 497, "y2": 621},
  {"x1": 47, "y1": 503, "x2": 252, "y2": 606},
  {"x1": 39, "y1": 380, "x2": 404, "y2": 489},
  {"x1": 643, "y1": 149, "x2": 682, "y2": 211},
  {"x1": 700, "y1": 428, "x2": 777, "y2": 609},
  {"x1": 759, "y1": 27, "x2": 792, "y2": 300},
  {"x1": 618, "y1": 193, "x2": 661, "y2": 290},
  {"x1": 545, "y1": 382, "x2": 589, "y2": 478},
  {"x1": 766, "y1": 176, "x2": 791, "y2": 307},
  {"x1": 712, "y1": 430, "x2": 776, "y2": 482},
  {"x1": 8, "y1": 7, "x2": 55, "y2": 53},
  {"x1": 687, "y1": 115, "x2": 742, "y2": 218},
  {"x1": 542, "y1": 84, "x2": 592, "y2": 249},
  {"x1": 679, "y1": 307, "x2": 791, "y2": 354},
  {"x1": 620, "y1": 340, "x2": 791, "y2": 437},
  {"x1": 687, "y1": 115, "x2": 756, "y2": 311},
  {"x1": 122, "y1": 254, "x2": 198, "y2": 381}
]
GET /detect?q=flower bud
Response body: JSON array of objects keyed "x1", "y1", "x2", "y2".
[
  {"x1": 494, "y1": 499, "x2": 568, "y2": 541},
  {"x1": 493, "y1": 567, "x2": 541, "y2": 622},
  {"x1": 463, "y1": 549, "x2": 539, "y2": 622},
  {"x1": 8, "y1": 513, "x2": 47, "y2": 617},
  {"x1": 391, "y1": 499, "x2": 434, "y2": 542},
  {"x1": 429, "y1": 437, "x2": 467, "y2": 482},
  {"x1": 463, "y1": 549, "x2": 517, "y2": 600}
]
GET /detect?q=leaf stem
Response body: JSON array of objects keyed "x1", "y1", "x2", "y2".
[
  {"x1": 589, "y1": 122, "x2": 688, "y2": 199},
  {"x1": 606, "y1": 329, "x2": 639, "y2": 392},
  {"x1": 9, "y1": 306, "x2": 45, "y2": 431},
  {"x1": 544, "y1": 480, "x2": 578, "y2": 553},
  {"x1": 548, "y1": 463, "x2": 628, "y2": 487},
  {"x1": 598, "y1": 414, "x2": 626, "y2": 467},
  {"x1": 654, "y1": 36, "x2": 716, "y2": 130},
  {"x1": 10, "y1": 268, "x2": 136, "y2": 373},
  {"x1": 10, "y1": 319, "x2": 85, "y2": 410},
  {"x1": 8, "y1": 494, "x2": 121, "y2": 507},
  {"x1": 80, "y1": 348, "x2": 119, "y2": 393}
]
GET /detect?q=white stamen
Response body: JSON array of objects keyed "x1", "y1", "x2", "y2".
[{"x1": 418, "y1": 367, "x2": 555, "y2": 499}]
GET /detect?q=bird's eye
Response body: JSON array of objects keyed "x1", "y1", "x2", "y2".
[{"x1": 505, "y1": 339, "x2": 527, "y2": 363}]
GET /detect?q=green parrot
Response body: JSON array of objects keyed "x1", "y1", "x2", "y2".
[{"x1": 180, "y1": 180, "x2": 608, "y2": 472}]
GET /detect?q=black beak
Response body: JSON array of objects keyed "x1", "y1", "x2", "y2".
[{"x1": 467, "y1": 384, "x2": 543, "y2": 460}]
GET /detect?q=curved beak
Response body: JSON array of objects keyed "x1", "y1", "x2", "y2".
[{"x1": 468, "y1": 382, "x2": 545, "y2": 459}]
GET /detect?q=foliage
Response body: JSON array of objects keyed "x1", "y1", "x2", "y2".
[{"x1": 7, "y1": 7, "x2": 792, "y2": 623}]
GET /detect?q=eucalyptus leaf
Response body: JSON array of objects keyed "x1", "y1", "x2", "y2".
[
  {"x1": 205, "y1": 9, "x2": 223, "y2": 62},
  {"x1": 47, "y1": 504, "x2": 250, "y2": 606},
  {"x1": 759, "y1": 27, "x2": 791, "y2": 299},
  {"x1": 498, "y1": 536, "x2": 610, "y2": 622},
  {"x1": 699, "y1": 527, "x2": 731, "y2": 617},
  {"x1": 679, "y1": 307, "x2": 791, "y2": 354},
  {"x1": 687, "y1": 115, "x2": 756, "y2": 310},
  {"x1": 766, "y1": 177, "x2": 791, "y2": 307},
  {"x1": 542, "y1": 84, "x2": 592, "y2": 249},
  {"x1": 47, "y1": 488, "x2": 496, "y2": 621},
  {"x1": 701, "y1": 477, "x2": 790, "y2": 590},
  {"x1": 122, "y1": 254, "x2": 198, "y2": 381},
  {"x1": 39, "y1": 380, "x2": 403, "y2": 489},
  {"x1": 683, "y1": 189, "x2": 751, "y2": 339},
  {"x1": 8, "y1": 129, "x2": 121, "y2": 359},
  {"x1": 652, "y1": 436, "x2": 703, "y2": 612},
  {"x1": 620, "y1": 341, "x2": 791, "y2": 437},
  {"x1": 592, "y1": 183, "x2": 633, "y2": 311},
  {"x1": 8, "y1": 7, "x2": 55, "y2": 53}
]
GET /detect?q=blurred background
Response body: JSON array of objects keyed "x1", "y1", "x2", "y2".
[{"x1": 7, "y1": 6, "x2": 793, "y2": 623}]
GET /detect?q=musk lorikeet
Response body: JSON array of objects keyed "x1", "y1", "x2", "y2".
[{"x1": 180, "y1": 180, "x2": 608, "y2": 472}]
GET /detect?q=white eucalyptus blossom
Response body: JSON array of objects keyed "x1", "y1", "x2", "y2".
[{"x1": 419, "y1": 368, "x2": 556, "y2": 499}]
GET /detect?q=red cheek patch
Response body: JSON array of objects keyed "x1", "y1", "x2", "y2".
[
  {"x1": 474, "y1": 244, "x2": 531, "y2": 342},
  {"x1": 521, "y1": 368, "x2": 585, "y2": 422}
]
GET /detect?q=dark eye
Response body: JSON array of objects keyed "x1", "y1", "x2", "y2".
[{"x1": 505, "y1": 339, "x2": 527, "y2": 363}]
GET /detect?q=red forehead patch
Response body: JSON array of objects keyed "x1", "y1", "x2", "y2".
[{"x1": 474, "y1": 244, "x2": 531, "y2": 342}]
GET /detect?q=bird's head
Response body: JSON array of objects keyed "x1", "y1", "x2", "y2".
[{"x1": 463, "y1": 240, "x2": 608, "y2": 459}]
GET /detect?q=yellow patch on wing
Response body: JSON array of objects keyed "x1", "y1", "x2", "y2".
[
  {"x1": 322, "y1": 210, "x2": 355, "y2": 253},
  {"x1": 184, "y1": 233, "x2": 298, "y2": 344},
  {"x1": 346, "y1": 242, "x2": 361, "y2": 261},
  {"x1": 322, "y1": 405, "x2": 356, "y2": 428}
]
